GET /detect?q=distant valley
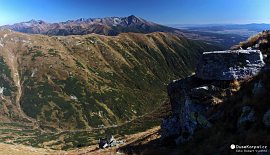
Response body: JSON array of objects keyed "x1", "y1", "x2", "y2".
[
  {"x1": 171, "y1": 23, "x2": 270, "y2": 36},
  {"x1": 170, "y1": 23, "x2": 270, "y2": 48}
]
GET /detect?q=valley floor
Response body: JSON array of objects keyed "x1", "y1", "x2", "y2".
[
  {"x1": 0, "y1": 126, "x2": 160, "y2": 155},
  {"x1": 0, "y1": 143, "x2": 60, "y2": 155}
]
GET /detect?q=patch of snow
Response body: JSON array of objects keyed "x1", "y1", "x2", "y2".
[
  {"x1": 23, "y1": 23, "x2": 32, "y2": 27},
  {"x1": 113, "y1": 18, "x2": 121, "y2": 26}
]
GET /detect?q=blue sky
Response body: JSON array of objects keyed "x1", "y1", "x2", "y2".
[{"x1": 0, "y1": 0, "x2": 269, "y2": 25}]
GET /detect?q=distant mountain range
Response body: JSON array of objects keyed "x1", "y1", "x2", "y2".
[
  {"x1": 2, "y1": 15, "x2": 264, "y2": 48},
  {"x1": 171, "y1": 23, "x2": 270, "y2": 37},
  {"x1": 1, "y1": 15, "x2": 177, "y2": 36}
]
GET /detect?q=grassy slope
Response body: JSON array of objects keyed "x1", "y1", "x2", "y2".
[
  {"x1": 0, "y1": 56, "x2": 19, "y2": 121},
  {"x1": 0, "y1": 31, "x2": 217, "y2": 130},
  {"x1": 0, "y1": 29, "x2": 221, "y2": 149},
  {"x1": 117, "y1": 30, "x2": 270, "y2": 154}
]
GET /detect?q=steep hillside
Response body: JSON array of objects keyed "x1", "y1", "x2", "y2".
[
  {"x1": 0, "y1": 29, "x2": 221, "y2": 132},
  {"x1": 1, "y1": 15, "x2": 177, "y2": 36},
  {"x1": 180, "y1": 31, "x2": 270, "y2": 154},
  {"x1": 125, "y1": 31, "x2": 270, "y2": 154}
]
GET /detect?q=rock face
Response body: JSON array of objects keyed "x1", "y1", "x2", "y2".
[
  {"x1": 161, "y1": 76, "x2": 218, "y2": 144},
  {"x1": 161, "y1": 50, "x2": 266, "y2": 145},
  {"x1": 196, "y1": 50, "x2": 265, "y2": 80}
]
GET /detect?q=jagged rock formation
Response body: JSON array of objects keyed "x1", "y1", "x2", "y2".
[
  {"x1": 161, "y1": 50, "x2": 266, "y2": 146},
  {"x1": 196, "y1": 50, "x2": 265, "y2": 80}
]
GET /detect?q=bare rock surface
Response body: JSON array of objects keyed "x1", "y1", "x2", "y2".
[{"x1": 196, "y1": 50, "x2": 265, "y2": 80}]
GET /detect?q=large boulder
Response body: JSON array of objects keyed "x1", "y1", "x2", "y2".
[{"x1": 196, "y1": 50, "x2": 265, "y2": 80}]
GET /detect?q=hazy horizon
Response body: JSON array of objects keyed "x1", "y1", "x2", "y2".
[{"x1": 0, "y1": 0, "x2": 269, "y2": 26}]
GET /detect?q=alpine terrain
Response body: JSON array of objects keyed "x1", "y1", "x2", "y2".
[{"x1": 0, "y1": 16, "x2": 222, "y2": 151}]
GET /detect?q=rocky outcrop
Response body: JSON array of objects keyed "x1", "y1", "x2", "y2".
[
  {"x1": 161, "y1": 75, "x2": 220, "y2": 144},
  {"x1": 196, "y1": 50, "x2": 265, "y2": 80},
  {"x1": 161, "y1": 50, "x2": 266, "y2": 145}
]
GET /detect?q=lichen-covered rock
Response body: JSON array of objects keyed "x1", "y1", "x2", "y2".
[
  {"x1": 161, "y1": 75, "x2": 218, "y2": 143},
  {"x1": 196, "y1": 50, "x2": 265, "y2": 80},
  {"x1": 161, "y1": 97, "x2": 205, "y2": 144},
  {"x1": 263, "y1": 109, "x2": 270, "y2": 128}
]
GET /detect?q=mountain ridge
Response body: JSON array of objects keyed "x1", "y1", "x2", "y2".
[
  {"x1": 0, "y1": 29, "x2": 221, "y2": 131},
  {"x1": 1, "y1": 15, "x2": 177, "y2": 36},
  {"x1": 1, "y1": 15, "x2": 250, "y2": 49}
]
